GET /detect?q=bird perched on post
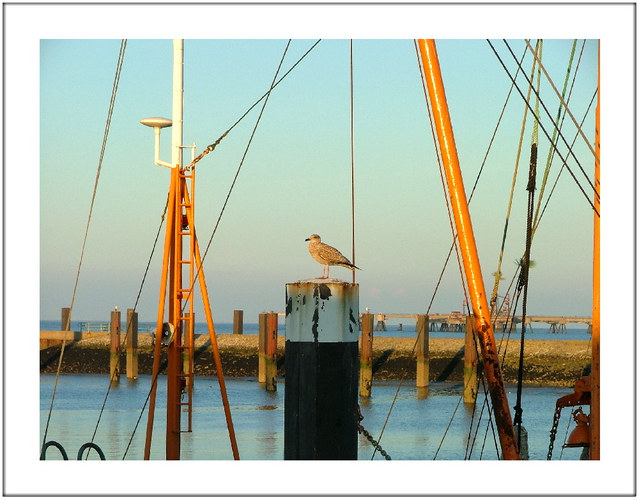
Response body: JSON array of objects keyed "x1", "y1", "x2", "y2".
[{"x1": 305, "y1": 234, "x2": 360, "y2": 279}]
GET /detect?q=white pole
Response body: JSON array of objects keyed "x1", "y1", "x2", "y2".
[{"x1": 172, "y1": 39, "x2": 184, "y2": 169}]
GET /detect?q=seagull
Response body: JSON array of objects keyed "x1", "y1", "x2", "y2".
[{"x1": 305, "y1": 234, "x2": 360, "y2": 279}]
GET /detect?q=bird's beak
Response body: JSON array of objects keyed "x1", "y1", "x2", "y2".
[{"x1": 305, "y1": 238, "x2": 310, "y2": 241}]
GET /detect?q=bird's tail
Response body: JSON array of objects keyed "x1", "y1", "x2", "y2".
[{"x1": 339, "y1": 262, "x2": 361, "y2": 271}]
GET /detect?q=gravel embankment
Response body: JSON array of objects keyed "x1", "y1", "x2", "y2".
[{"x1": 40, "y1": 333, "x2": 592, "y2": 387}]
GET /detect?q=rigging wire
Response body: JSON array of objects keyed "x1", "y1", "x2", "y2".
[
  {"x1": 184, "y1": 40, "x2": 321, "y2": 172},
  {"x1": 182, "y1": 39, "x2": 291, "y2": 315},
  {"x1": 531, "y1": 39, "x2": 580, "y2": 230},
  {"x1": 489, "y1": 40, "x2": 541, "y2": 315},
  {"x1": 506, "y1": 40, "x2": 599, "y2": 202},
  {"x1": 488, "y1": 39, "x2": 599, "y2": 216},
  {"x1": 41, "y1": 39, "x2": 127, "y2": 453},
  {"x1": 513, "y1": 61, "x2": 541, "y2": 449},
  {"x1": 84, "y1": 194, "x2": 169, "y2": 459},
  {"x1": 523, "y1": 39, "x2": 598, "y2": 163}
]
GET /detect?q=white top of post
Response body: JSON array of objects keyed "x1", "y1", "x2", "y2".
[{"x1": 285, "y1": 279, "x2": 359, "y2": 343}]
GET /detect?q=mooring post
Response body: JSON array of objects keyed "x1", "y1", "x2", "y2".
[
  {"x1": 416, "y1": 314, "x2": 430, "y2": 388},
  {"x1": 464, "y1": 315, "x2": 478, "y2": 403},
  {"x1": 359, "y1": 312, "x2": 374, "y2": 397},
  {"x1": 126, "y1": 308, "x2": 138, "y2": 380},
  {"x1": 61, "y1": 307, "x2": 71, "y2": 331},
  {"x1": 258, "y1": 312, "x2": 267, "y2": 383},
  {"x1": 110, "y1": 309, "x2": 121, "y2": 383},
  {"x1": 284, "y1": 279, "x2": 359, "y2": 460},
  {"x1": 265, "y1": 312, "x2": 278, "y2": 391},
  {"x1": 233, "y1": 309, "x2": 243, "y2": 335}
]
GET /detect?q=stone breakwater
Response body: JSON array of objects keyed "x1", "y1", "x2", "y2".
[{"x1": 40, "y1": 334, "x2": 592, "y2": 387}]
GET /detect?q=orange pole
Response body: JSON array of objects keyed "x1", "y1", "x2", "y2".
[
  {"x1": 184, "y1": 188, "x2": 240, "y2": 460},
  {"x1": 417, "y1": 39, "x2": 519, "y2": 459},
  {"x1": 165, "y1": 166, "x2": 183, "y2": 460},
  {"x1": 144, "y1": 166, "x2": 177, "y2": 460},
  {"x1": 590, "y1": 41, "x2": 600, "y2": 460}
]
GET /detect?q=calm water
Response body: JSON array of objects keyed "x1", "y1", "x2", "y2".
[
  {"x1": 40, "y1": 374, "x2": 586, "y2": 461},
  {"x1": 40, "y1": 319, "x2": 592, "y2": 341}
]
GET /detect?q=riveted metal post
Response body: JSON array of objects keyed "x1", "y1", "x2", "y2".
[
  {"x1": 416, "y1": 314, "x2": 429, "y2": 388},
  {"x1": 359, "y1": 313, "x2": 374, "y2": 397},
  {"x1": 284, "y1": 279, "x2": 359, "y2": 459}
]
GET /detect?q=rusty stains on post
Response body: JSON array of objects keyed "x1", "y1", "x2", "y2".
[
  {"x1": 464, "y1": 316, "x2": 478, "y2": 403},
  {"x1": 359, "y1": 313, "x2": 373, "y2": 397},
  {"x1": 110, "y1": 309, "x2": 121, "y2": 383},
  {"x1": 265, "y1": 312, "x2": 278, "y2": 392},
  {"x1": 126, "y1": 308, "x2": 138, "y2": 380},
  {"x1": 416, "y1": 314, "x2": 429, "y2": 388},
  {"x1": 258, "y1": 313, "x2": 267, "y2": 384}
]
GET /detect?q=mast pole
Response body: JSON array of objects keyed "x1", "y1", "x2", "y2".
[
  {"x1": 417, "y1": 39, "x2": 519, "y2": 460},
  {"x1": 165, "y1": 38, "x2": 185, "y2": 460},
  {"x1": 590, "y1": 40, "x2": 600, "y2": 460}
]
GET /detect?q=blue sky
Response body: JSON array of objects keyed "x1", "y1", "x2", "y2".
[{"x1": 37, "y1": 37, "x2": 602, "y2": 323}]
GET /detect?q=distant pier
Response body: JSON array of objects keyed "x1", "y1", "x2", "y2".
[{"x1": 372, "y1": 313, "x2": 592, "y2": 333}]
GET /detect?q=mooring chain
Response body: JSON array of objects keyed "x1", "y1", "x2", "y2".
[
  {"x1": 547, "y1": 406, "x2": 562, "y2": 460},
  {"x1": 356, "y1": 404, "x2": 391, "y2": 460}
]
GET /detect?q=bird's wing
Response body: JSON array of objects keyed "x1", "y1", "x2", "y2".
[{"x1": 318, "y1": 244, "x2": 350, "y2": 265}]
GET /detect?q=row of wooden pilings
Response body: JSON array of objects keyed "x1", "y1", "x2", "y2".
[
  {"x1": 359, "y1": 313, "x2": 478, "y2": 403},
  {"x1": 59, "y1": 306, "x2": 480, "y2": 401}
]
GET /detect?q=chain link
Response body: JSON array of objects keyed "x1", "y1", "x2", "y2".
[
  {"x1": 356, "y1": 405, "x2": 391, "y2": 460},
  {"x1": 547, "y1": 406, "x2": 562, "y2": 460}
]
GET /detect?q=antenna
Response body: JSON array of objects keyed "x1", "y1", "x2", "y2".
[{"x1": 140, "y1": 117, "x2": 172, "y2": 168}]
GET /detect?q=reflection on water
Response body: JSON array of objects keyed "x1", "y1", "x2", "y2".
[{"x1": 40, "y1": 374, "x2": 585, "y2": 460}]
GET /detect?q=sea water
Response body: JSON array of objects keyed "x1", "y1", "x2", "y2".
[{"x1": 40, "y1": 374, "x2": 587, "y2": 461}]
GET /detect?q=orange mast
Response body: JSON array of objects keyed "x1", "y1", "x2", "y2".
[
  {"x1": 590, "y1": 40, "x2": 600, "y2": 460},
  {"x1": 417, "y1": 39, "x2": 519, "y2": 460}
]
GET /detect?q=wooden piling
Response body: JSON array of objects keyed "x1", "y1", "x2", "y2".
[
  {"x1": 233, "y1": 309, "x2": 243, "y2": 335},
  {"x1": 110, "y1": 310, "x2": 121, "y2": 382},
  {"x1": 265, "y1": 312, "x2": 278, "y2": 391},
  {"x1": 61, "y1": 307, "x2": 71, "y2": 331},
  {"x1": 416, "y1": 314, "x2": 429, "y2": 388},
  {"x1": 359, "y1": 313, "x2": 373, "y2": 397},
  {"x1": 284, "y1": 279, "x2": 359, "y2": 459},
  {"x1": 258, "y1": 313, "x2": 267, "y2": 383},
  {"x1": 464, "y1": 316, "x2": 478, "y2": 403},
  {"x1": 126, "y1": 309, "x2": 138, "y2": 380}
]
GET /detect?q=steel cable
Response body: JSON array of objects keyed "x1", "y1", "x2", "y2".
[
  {"x1": 488, "y1": 39, "x2": 599, "y2": 216},
  {"x1": 41, "y1": 39, "x2": 127, "y2": 455}
]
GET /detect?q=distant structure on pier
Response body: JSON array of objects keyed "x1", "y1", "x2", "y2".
[{"x1": 372, "y1": 313, "x2": 592, "y2": 334}]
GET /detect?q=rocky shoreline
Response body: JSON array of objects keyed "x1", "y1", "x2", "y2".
[{"x1": 40, "y1": 333, "x2": 592, "y2": 387}]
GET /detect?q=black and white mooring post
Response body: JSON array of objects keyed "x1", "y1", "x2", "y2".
[{"x1": 284, "y1": 278, "x2": 359, "y2": 460}]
